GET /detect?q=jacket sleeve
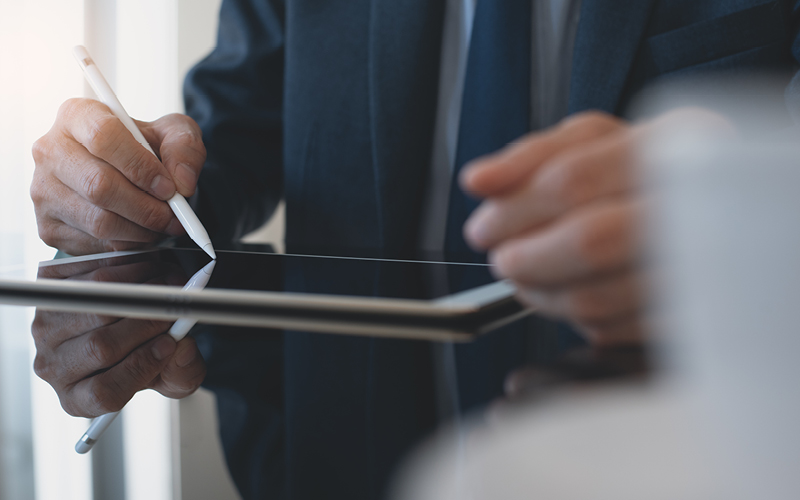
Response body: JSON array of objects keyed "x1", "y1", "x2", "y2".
[{"x1": 184, "y1": 0, "x2": 285, "y2": 243}]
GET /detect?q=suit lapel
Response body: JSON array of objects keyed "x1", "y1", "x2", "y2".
[
  {"x1": 569, "y1": 0, "x2": 658, "y2": 114},
  {"x1": 368, "y1": 0, "x2": 445, "y2": 256}
]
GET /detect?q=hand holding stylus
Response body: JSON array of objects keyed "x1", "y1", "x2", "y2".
[{"x1": 31, "y1": 46, "x2": 215, "y2": 258}]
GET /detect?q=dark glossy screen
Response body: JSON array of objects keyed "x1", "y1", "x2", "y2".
[{"x1": 37, "y1": 246, "x2": 497, "y2": 301}]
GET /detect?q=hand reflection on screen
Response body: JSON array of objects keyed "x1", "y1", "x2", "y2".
[{"x1": 32, "y1": 254, "x2": 207, "y2": 418}]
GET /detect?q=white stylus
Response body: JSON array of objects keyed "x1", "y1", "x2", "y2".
[
  {"x1": 75, "y1": 260, "x2": 217, "y2": 454},
  {"x1": 72, "y1": 45, "x2": 216, "y2": 260}
]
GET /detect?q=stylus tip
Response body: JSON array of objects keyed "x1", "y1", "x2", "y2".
[{"x1": 202, "y1": 243, "x2": 217, "y2": 260}]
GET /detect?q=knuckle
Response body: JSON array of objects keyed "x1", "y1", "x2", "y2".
[
  {"x1": 162, "y1": 128, "x2": 207, "y2": 167},
  {"x1": 30, "y1": 166, "x2": 60, "y2": 208},
  {"x1": 171, "y1": 373, "x2": 206, "y2": 399},
  {"x1": 81, "y1": 165, "x2": 116, "y2": 206},
  {"x1": 57, "y1": 98, "x2": 86, "y2": 123},
  {"x1": 189, "y1": 119, "x2": 204, "y2": 142},
  {"x1": 31, "y1": 137, "x2": 51, "y2": 165},
  {"x1": 36, "y1": 217, "x2": 59, "y2": 250},
  {"x1": 180, "y1": 123, "x2": 203, "y2": 144},
  {"x1": 540, "y1": 158, "x2": 593, "y2": 207},
  {"x1": 179, "y1": 129, "x2": 206, "y2": 157},
  {"x1": 166, "y1": 113, "x2": 200, "y2": 132},
  {"x1": 123, "y1": 150, "x2": 160, "y2": 188},
  {"x1": 83, "y1": 332, "x2": 118, "y2": 369},
  {"x1": 30, "y1": 314, "x2": 45, "y2": 340},
  {"x1": 85, "y1": 207, "x2": 117, "y2": 240},
  {"x1": 86, "y1": 114, "x2": 122, "y2": 157},
  {"x1": 37, "y1": 226, "x2": 54, "y2": 248},
  {"x1": 30, "y1": 313, "x2": 54, "y2": 346},
  {"x1": 87, "y1": 379, "x2": 124, "y2": 415},
  {"x1": 139, "y1": 204, "x2": 174, "y2": 233},
  {"x1": 29, "y1": 175, "x2": 45, "y2": 206},
  {"x1": 60, "y1": 397, "x2": 86, "y2": 418},
  {"x1": 162, "y1": 114, "x2": 204, "y2": 143},
  {"x1": 183, "y1": 377, "x2": 204, "y2": 396},
  {"x1": 101, "y1": 239, "x2": 121, "y2": 253},
  {"x1": 32, "y1": 354, "x2": 53, "y2": 382},
  {"x1": 166, "y1": 370, "x2": 206, "y2": 398},
  {"x1": 126, "y1": 348, "x2": 160, "y2": 386}
]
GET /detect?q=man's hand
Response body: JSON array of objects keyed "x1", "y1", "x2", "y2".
[
  {"x1": 462, "y1": 112, "x2": 645, "y2": 345},
  {"x1": 32, "y1": 257, "x2": 206, "y2": 417},
  {"x1": 31, "y1": 98, "x2": 206, "y2": 255}
]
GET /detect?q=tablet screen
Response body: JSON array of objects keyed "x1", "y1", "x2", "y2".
[{"x1": 36, "y1": 246, "x2": 497, "y2": 303}]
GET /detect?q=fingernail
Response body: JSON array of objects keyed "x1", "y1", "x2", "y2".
[
  {"x1": 152, "y1": 336, "x2": 176, "y2": 361},
  {"x1": 151, "y1": 175, "x2": 176, "y2": 200},
  {"x1": 488, "y1": 250, "x2": 508, "y2": 278},
  {"x1": 468, "y1": 203, "x2": 497, "y2": 244},
  {"x1": 175, "y1": 345, "x2": 197, "y2": 368},
  {"x1": 175, "y1": 163, "x2": 197, "y2": 191},
  {"x1": 459, "y1": 165, "x2": 476, "y2": 188},
  {"x1": 465, "y1": 216, "x2": 489, "y2": 247}
]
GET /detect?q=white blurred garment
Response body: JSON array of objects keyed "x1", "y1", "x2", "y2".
[{"x1": 393, "y1": 385, "x2": 717, "y2": 500}]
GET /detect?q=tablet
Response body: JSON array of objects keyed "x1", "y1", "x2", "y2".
[{"x1": 0, "y1": 245, "x2": 532, "y2": 341}]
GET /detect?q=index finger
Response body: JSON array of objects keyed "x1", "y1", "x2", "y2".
[
  {"x1": 461, "y1": 112, "x2": 624, "y2": 198},
  {"x1": 60, "y1": 99, "x2": 177, "y2": 201},
  {"x1": 136, "y1": 115, "x2": 206, "y2": 197},
  {"x1": 464, "y1": 127, "x2": 637, "y2": 250}
]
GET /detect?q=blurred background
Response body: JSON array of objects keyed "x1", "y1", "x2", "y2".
[
  {"x1": 4, "y1": 2, "x2": 800, "y2": 500},
  {"x1": 0, "y1": 1, "x2": 283, "y2": 498}
]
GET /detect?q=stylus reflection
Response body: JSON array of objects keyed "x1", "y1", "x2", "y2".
[
  {"x1": 32, "y1": 251, "x2": 213, "y2": 452},
  {"x1": 74, "y1": 259, "x2": 217, "y2": 453}
]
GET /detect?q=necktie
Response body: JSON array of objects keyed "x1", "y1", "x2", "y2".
[{"x1": 444, "y1": 0, "x2": 532, "y2": 262}]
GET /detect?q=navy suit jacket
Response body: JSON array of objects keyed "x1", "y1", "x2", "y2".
[{"x1": 185, "y1": 1, "x2": 800, "y2": 499}]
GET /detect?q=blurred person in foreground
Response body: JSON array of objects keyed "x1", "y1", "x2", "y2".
[{"x1": 29, "y1": 1, "x2": 800, "y2": 499}]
